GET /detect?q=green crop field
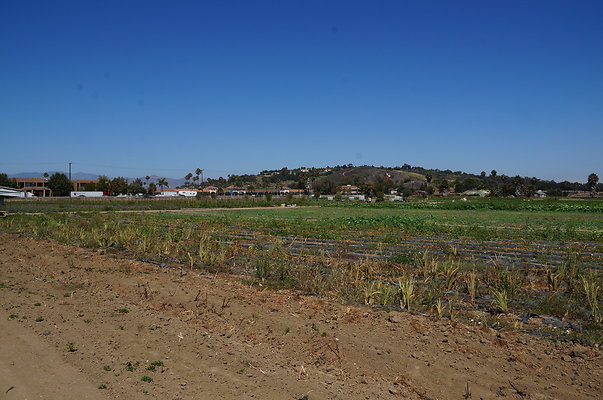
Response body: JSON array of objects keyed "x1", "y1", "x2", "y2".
[
  {"x1": 171, "y1": 205, "x2": 603, "y2": 242},
  {"x1": 1, "y1": 197, "x2": 602, "y2": 344}
]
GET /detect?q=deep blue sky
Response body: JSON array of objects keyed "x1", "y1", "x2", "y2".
[{"x1": 1, "y1": 1, "x2": 601, "y2": 182}]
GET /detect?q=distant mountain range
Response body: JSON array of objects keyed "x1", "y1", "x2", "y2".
[{"x1": 9, "y1": 171, "x2": 100, "y2": 180}]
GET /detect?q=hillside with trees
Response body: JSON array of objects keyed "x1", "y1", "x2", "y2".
[{"x1": 3, "y1": 165, "x2": 601, "y2": 198}]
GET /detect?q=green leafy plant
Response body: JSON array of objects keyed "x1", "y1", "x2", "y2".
[
  {"x1": 546, "y1": 264, "x2": 565, "y2": 293},
  {"x1": 146, "y1": 360, "x2": 164, "y2": 371},
  {"x1": 380, "y1": 282, "x2": 398, "y2": 307},
  {"x1": 440, "y1": 261, "x2": 460, "y2": 291},
  {"x1": 255, "y1": 259, "x2": 272, "y2": 283},
  {"x1": 492, "y1": 289, "x2": 509, "y2": 314},
  {"x1": 363, "y1": 281, "x2": 381, "y2": 307}
]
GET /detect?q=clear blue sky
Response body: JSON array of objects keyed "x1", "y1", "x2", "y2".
[{"x1": 1, "y1": 0, "x2": 601, "y2": 182}]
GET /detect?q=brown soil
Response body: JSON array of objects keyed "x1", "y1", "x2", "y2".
[{"x1": 0, "y1": 233, "x2": 601, "y2": 400}]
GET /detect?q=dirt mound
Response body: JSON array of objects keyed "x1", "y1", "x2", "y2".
[{"x1": 0, "y1": 234, "x2": 600, "y2": 399}]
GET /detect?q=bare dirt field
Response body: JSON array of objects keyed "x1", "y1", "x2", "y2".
[{"x1": 1, "y1": 233, "x2": 601, "y2": 399}]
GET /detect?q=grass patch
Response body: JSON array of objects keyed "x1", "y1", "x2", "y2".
[{"x1": 146, "y1": 360, "x2": 164, "y2": 371}]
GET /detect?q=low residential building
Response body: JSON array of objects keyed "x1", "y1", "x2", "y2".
[
  {"x1": 461, "y1": 189, "x2": 491, "y2": 197},
  {"x1": 13, "y1": 177, "x2": 52, "y2": 197},
  {"x1": 202, "y1": 186, "x2": 218, "y2": 194},
  {"x1": 226, "y1": 185, "x2": 247, "y2": 195},
  {"x1": 72, "y1": 179, "x2": 98, "y2": 191},
  {"x1": 248, "y1": 188, "x2": 305, "y2": 196},
  {"x1": 339, "y1": 185, "x2": 360, "y2": 195}
]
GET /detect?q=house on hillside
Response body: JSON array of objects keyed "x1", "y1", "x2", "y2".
[{"x1": 339, "y1": 185, "x2": 360, "y2": 195}]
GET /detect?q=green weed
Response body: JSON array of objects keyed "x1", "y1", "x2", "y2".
[{"x1": 492, "y1": 290, "x2": 509, "y2": 314}]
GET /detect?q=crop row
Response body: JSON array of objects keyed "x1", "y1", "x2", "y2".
[
  {"x1": 1, "y1": 212, "x2": 601, "y2": 345},
  {"x1": 325, "y1": 198, "x2": 603, "y2": 213}
]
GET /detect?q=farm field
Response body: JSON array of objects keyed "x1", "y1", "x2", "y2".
[{"x1": 1, "y1": 198, "x2": 602, "y2": 398}]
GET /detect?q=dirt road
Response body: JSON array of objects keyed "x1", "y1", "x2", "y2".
[{"x1": 0, "y1": 233, "x2": 601, "y2": 399}]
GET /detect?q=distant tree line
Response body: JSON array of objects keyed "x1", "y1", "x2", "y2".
[
  {"x1": 85, "y1": 176, "x2": 157, "y2": 196},
  {"x1": 1, "y1": 167, "x2": 601, "y2": 198},
  {"x1": 0, "y1": 173, "x2": 18, "y2": 188}
]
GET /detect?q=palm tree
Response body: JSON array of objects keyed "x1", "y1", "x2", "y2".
[
  {"x1": 587, "y1": 173, "x2": 599, "y2": 197},
  {"x1": 157, "y1": 177, "x2": 169, "y2": 191},
  {"x1": 145, "y1": 176, "x2": 150, "y2": 187}
]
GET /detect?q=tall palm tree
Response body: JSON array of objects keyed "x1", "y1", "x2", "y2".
[
  {"x1": 195, "y1": 168, "x2": 204, "y2": 185},
  {"x1": 157, "y1": 177, "x2": 169, "y2": 191},
  {"x1": 185, "y1": 173, "x2": 193, "y2": 187},
  {"x1": 587, "y1": 173, "x2": 599, "y2": 197}
]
